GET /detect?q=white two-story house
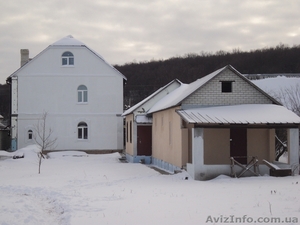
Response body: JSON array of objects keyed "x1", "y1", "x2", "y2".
[{"x1": 7, "y1": 35, "x2": 126, "y2": 152}]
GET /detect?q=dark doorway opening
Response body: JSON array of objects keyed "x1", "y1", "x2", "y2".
[{"x1": 230, "y1": 128, "x2": 247, "y2": 164}]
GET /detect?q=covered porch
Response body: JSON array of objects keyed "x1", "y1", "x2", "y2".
[{"x1": 177, "y1": 104, "x2": 300, "y2": 180}]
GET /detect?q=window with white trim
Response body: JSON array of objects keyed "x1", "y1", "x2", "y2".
[
  {"x1": 77, "y1": 85, "x2": 88, "y2": 103},
  {"x1": 62, "y1": 51, "x2": 74, "y2": 66},
  {"x1": 28, "y1": 130, "x2": 33, "y2": 140},
  {"x1": 78, "y1": 122, "x2": 88, "y2": 140}
]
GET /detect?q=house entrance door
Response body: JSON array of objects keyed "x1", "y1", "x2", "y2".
[
  {"x1": 137, "y1": 126, "x2": 152, "y2": 156},
  {"x1": 230, "y1": 128, "x2": 247, "y2": 164}
]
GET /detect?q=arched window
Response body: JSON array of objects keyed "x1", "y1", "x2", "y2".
[
  {"x1": 77, "y1": 85, "x2": 88, "y2": 103},
  {"x1": 62, "y1": 51, "x2": 74, "y2": 65},
  {"x1": 28, "y1": 130, "x2": 33, "y2": 140},
  {"x1": 78, "y1": 122, "x2": 88, "y2": 139}
]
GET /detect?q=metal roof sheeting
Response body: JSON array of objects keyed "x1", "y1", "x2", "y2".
[{"x1": 176, "y1": 104, "x2": 300, "y2": 125}]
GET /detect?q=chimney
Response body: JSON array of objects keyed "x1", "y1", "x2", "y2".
[{"x1": 20, "y1": 49, "x2": 29, "y2": 67}]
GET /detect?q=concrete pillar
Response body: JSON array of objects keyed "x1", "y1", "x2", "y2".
[
  {"x1": 288, "y1": 128, "x2": 299, "y2": 174},
  {"x1": 192, "y1": 127, "x2": 204, "y2": 180}
]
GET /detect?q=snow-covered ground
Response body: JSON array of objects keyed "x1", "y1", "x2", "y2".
[{"x1": 0, "y1": 145, "x2": 299, "y2": 225}]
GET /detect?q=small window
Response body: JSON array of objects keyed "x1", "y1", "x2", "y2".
[
  {"x1": 78, "y1": 122, "x2": 88, "y2": 139},
  {"x1": 77, "y1": 85, "x2": 88, "y2": 103},
  {"x1": 28, "y1": 130, "x2": 33, "y2": 140},
  {"x1": 62, "y1": 51, "x2": 74, "y2": 66},
  {"x1": 221, "y1": 81, "x2": 233, "y2": 93}
]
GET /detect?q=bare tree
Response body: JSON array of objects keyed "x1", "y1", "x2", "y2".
[
  {"x1": 269, "y1": 84, "x2": 300, "y2": 162},
  {"x1": 34, "y1": 112, "x2": 57, "y2": 174},
  {"x1": 271, "y1": 84, "x2": 300, "y2": 116}
]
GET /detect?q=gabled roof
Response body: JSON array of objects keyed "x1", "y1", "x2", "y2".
[
  {"x1": 148, "y1": 65, "x2": 281, "y2": 114},
  {"x1": 7, "y1": 35, "x2": 126, "y2": 81},
  {"x1": 51, "y1": 35, "x2": 85, "y2": 46},
  {"x1": 122, "y1": 79, "x2": 182, "y2": 116},
  {"x1": 177, "y1": 104, "x2": 300, "y2": 126}
]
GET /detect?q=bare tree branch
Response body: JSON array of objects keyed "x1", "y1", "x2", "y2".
[
  {"x1": 271, "y1": 84, "x2": 300, "y2": 116},
  {"x1": 33, "y1": 112, "x2": 57, "y2": 174}
]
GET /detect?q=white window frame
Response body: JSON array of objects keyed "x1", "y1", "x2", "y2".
[
  {"x1": 78, "y1": 122, "x2": 88, "y2": 140},
  {"x1": 62, "y1": 51, "x2": 74, "y2": 66},
  {"x1": 77, "y1": 85, "x2": 88, "y2": 103},
  {"x1": 28, "y1": 129, "x2": 33, "y2": 140}
]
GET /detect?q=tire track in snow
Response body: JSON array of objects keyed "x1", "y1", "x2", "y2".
[{"x1": 0, "y1": 186, "x2": 70, "y2": 225}]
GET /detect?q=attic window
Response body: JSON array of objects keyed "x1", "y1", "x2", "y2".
[
  {"x1": 221, "y1": 81, "x2": 234, "y2": 93},
  {"x1": 62, "y1": 51, "x2": 74, "y2": 65}
]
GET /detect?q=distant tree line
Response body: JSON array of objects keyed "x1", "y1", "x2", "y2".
[
  {"x1": 114, "y1": 43, "x2": 300, "y2": 107},
  {"x1": 1, "y1": 43, "x2": 300, "y2": 120}
]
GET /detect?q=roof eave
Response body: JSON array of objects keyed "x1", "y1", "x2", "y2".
[
  {"x1": 228, "y1": 65, "x2": 282, "y2": 105},
  {"x1": 192, "y1": 123, "x2": 300, "y2": 129},
  {"x1": 123, "y1": 79, "x2": 182, "y2": 116}
]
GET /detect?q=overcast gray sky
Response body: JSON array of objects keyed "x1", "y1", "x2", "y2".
[{"x1": 1, "y1": 0, "x2": 300, "y2": 83}]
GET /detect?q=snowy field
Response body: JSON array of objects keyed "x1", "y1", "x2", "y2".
[{"x1": 0, "y1": 145, "x2": 299, "y2": 225}]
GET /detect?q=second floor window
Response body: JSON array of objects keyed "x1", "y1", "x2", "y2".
[
  {"x1": 62, "y1": 51, "x2": 74, "y2": 66},
  {"x1": 78, "y1": 85, "x2": 88, "y2": 103}
]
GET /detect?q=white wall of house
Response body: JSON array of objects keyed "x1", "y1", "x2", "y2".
[{"x1": 11, "y1": 38, "x2": 125, "y2": 151}]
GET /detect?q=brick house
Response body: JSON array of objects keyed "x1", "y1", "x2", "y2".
[{"x1": 123, "y1": 65, "x2": 300, "y2": 180}]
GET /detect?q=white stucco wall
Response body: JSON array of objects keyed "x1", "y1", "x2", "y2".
[{"x1": 12, "y1": 45, "x2": 124, "y2": 151}]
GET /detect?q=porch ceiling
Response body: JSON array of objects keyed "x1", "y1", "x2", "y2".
[{"x1": 176, "y1": 104, "x2": 300, "y2": 127}]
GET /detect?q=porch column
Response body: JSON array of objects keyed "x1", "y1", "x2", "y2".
[
  {"x1": 192, "y1": 128, "x2": 204, "y2": 180},
  {"x1": 288, "y1": 128, "x2": 299, "y2": 174}
]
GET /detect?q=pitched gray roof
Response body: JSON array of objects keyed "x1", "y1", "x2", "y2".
[
  {"x1": 177, "y1": 104, "x2": 300, "y2": 126},
  {"x1": 148, "y1": 65, "x2": 281, "y2": 114},
  {"x1": 122, "y1": 79, "x2": 182, "y2": 116},
  {"x1": 7, "y1": 35, "x2": 126, "y2": 81}
]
